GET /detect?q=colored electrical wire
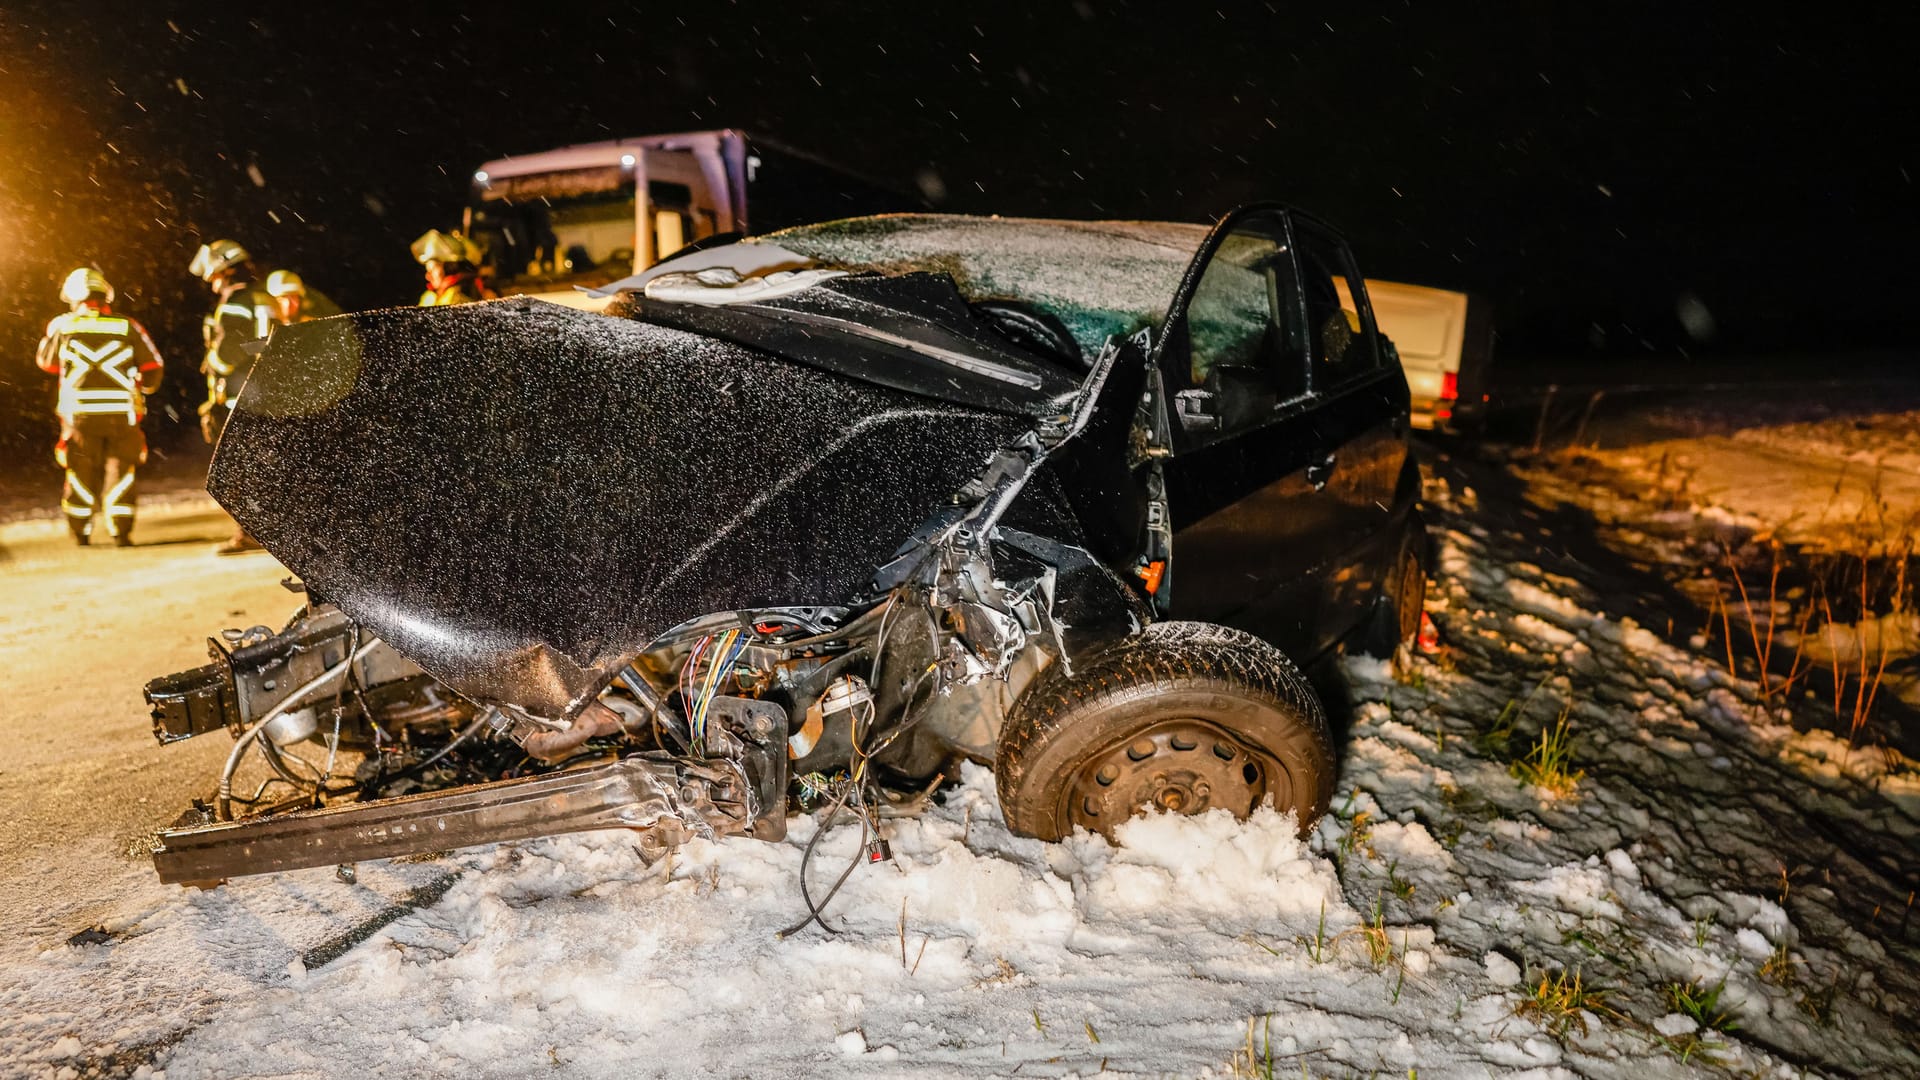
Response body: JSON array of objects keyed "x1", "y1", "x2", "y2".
[{"x1": 681, "y1": 627, "x2": 754, "y2": 749}]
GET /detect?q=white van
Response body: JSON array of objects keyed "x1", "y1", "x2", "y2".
[{"x1": 1360, "y1": 279, "x2": 1493, "y2": 430}]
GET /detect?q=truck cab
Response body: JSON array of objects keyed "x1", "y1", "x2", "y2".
[{"x1": 462, "y1": 129, "x2": 905, "y2": 310}]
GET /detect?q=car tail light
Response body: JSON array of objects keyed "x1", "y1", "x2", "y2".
[{"x1": 1435, "y1": 371, "x2": 1458, "y2": 422}]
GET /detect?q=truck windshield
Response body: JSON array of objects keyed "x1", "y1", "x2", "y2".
[{"x1": 468, "y1": 169, "x2": 638, "y2": 292}]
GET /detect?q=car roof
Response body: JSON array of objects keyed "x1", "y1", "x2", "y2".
[{"x1": 757, "y1": 214, "x2": 1211, "y2": 357}]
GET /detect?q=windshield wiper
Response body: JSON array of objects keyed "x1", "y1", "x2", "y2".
[{"x1": 738, "y1": 306, "x2": 1045, "y2": 390}]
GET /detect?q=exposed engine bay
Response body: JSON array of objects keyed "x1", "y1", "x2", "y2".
[{"x1": 147, "y1": 568, "x2": 1066, "y2": 896}]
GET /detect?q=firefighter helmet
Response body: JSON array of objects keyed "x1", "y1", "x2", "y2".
[
  {"x1": 59, "y1": 267, "x2": 114, "y2": 307},
  {"x1": 265, "y1": 269, "x2": 307, "y2": 298},
  {"x1": 411, "y1": 229, "x2": 480, "y2": 267},
  {"x1": 189, "y1": 239, "x2": 250, "y2": 281}
]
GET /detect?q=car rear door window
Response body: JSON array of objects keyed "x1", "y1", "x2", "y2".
[
  {"x1": 1294, "y1": 220, "x2": 1379, "y2": 384},
  {"x1": 1175, "y1": 214, "x2": 1308, "y2": 444}
]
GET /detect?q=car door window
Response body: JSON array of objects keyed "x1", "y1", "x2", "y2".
[
  {"x1": 1173, "y1": 214, "x2": 1307, "y2": 445},
  {"x1": 1294, "y1": 221, "x2": 1379, "y2": 383}
]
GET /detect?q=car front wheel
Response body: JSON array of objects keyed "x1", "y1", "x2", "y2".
[{"x1": 994, "y1": 621, "x2": 1334, "y2": 842}]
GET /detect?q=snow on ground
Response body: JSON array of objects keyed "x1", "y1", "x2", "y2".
[
  {"x1": 1508, "y1": 404, "x2": 1920, "y2": 752},
  {"x1": 1551, "y1": 406, "x2": 1920, "y2": 552},
  {"x1": 6, "y1": 447, "x2": 1920, "y2": 1079}
]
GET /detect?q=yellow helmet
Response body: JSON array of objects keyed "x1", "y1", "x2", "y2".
[
  {"x1": 60, "y1": 267, "x2": 113, "y2": 307},
  {"x1": 411, "y1": 229, "x2": 480, "y2": 266},
  {"x1": 189, "y1": 238, "x2": 250, "y2": 281},
  {"x1": 265, "y1": 269, "x2": 307, "y2": 298}
]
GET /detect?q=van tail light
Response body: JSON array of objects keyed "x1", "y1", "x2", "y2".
[{"x1": 1436, "y1": 370, "x2": 1458, "y2": 421}]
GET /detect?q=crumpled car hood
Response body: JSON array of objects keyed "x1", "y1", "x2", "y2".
[{"x1": 211, "y1": 298, "x2": 1031, "y2": 718}]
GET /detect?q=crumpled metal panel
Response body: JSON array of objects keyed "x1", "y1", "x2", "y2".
[{"x1": 210, "y1": 299, "x2": 1030, "y2": 719}]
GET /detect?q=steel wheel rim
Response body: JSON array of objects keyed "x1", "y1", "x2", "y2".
[
  {"x1": 1396, "y1": 553, "x2": 1424, "y2": 644},
  {"x1": 1065, "y1": 718, "x2": 1286, "y2": 833}
]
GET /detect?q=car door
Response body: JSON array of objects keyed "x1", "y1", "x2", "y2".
[
  {"x1": 1153, "y1": 207, "x2": 1344, "y2": 658},
  {"x1": 1290, "y1": 215, "x2": 1411, "y2": 653}
]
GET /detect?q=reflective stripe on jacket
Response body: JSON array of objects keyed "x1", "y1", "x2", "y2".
[
  {"x1": 203, "y1": 282, "x2": 274, "y2": 377},
  {"x1": 36, "y1": 306, "x2": 164, "y2": 424}
]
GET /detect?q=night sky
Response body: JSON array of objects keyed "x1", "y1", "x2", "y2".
[{"x1": 1, "y1": 4, "x2": 1913, "y2": 454}]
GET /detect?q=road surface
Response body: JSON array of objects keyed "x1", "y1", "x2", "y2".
[{"x1": 0, "y1": 499, "x2": 293, "y2": 933}]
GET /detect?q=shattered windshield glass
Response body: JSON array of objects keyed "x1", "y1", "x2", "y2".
[{"x1": 757, "y1": 215, "x2": 1208, "y2": 355}]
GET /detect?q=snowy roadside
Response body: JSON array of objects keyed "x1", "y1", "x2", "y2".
[
  {"x1": 1538, "y1": 408, "x2": 1920, "y2": 551},
  {"x1": 1506, "y1": 406, "x2": 1920, "y2": 754},
  {"x1": 7, "y1": 447, "x2": 1919, "y2": 1079}
]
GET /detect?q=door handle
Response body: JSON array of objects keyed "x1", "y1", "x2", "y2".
[{"x1": 1306, "y1": 452, "x2": 1337, "y2": 491}]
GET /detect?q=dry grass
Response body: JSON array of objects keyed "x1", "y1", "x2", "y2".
[
  {"x1": 1706, "y1": 501, "x2": 1915, "y2": 749},
  {"x1": 1758, "y1": 941, "x2": 1798, "y2": 988},
  {"x1": 1225, "y1": 1014, "x2": 1277, "y2": 1079},
  {"x1": 1225, "y1": 1016, "x2": 1346, "y2": 1079}
]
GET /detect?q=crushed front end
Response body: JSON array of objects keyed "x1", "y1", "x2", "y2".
[
  {"x1": 144, "y1": 600, "x2": 789, "y2": 884},
  {"x1": 147, "y1": 288, "x2": 1154, "y2": 887}
]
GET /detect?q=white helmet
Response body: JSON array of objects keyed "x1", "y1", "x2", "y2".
[
  {"x1": 411, "y1": 229, "x2": 480, "y2": 266},
  {"x1": 189, "y1": 238, "x2": 250, "y2": 281},
  {"x1": 265, "y1": 269, "x2": 307, "y2": 298},
  {"x1": 60, "y1": 267, "x2": 113, "y2": 307}
]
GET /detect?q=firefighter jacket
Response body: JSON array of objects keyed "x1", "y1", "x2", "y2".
[
  {"x1": 35, "y1": 303, "x2": 164, "y2": 426},
  {"x1": 203, "y1": 279, "x2": 275, "y2": 406},
  {"x1": 418, "y1": 270, "x2": 492, "y2": 306}
]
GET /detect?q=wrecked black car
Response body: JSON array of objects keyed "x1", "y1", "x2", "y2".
[{"x1": 143, "y1": 206, "x2": 1426, "y2": 886}]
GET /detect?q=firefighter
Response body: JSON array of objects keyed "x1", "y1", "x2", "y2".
[
  {"x1": 411, "y1": 229, "x2": 492, "y2": 305},
  {"x1": 189, "y1": 239, "x2": 274, "y2": 555},
  {"x1": 34, "y1": 268, "x2": 164, "y2": 547},
  {"x1": 188, "y1": 238, "x2": 274, "y2": 445},
  {"x1": 265, "y1": 269, "x2": 312, "y2": 326}
]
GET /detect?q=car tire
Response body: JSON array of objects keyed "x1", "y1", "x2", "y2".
[
  {"x1": 1364, "y1": 530, "x2": 1429, "y2": 657},
  {"x1": 994, "y1": 621, "x2": 1334, "y2": 842}
]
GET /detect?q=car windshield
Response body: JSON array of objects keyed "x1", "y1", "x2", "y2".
[
  {"x1": 755, "y1": 214, "x2": 1209, "y2": 356},
  {"x1": 468, "y1": 169, "x2": 637, "y2": 291}
]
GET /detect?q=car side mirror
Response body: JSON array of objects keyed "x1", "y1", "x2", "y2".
[{"x1": 1173, "y1": 389, "x2": 1219, "y2": 431}]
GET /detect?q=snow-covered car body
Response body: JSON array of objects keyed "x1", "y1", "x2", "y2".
[{"x1": 145, "y1": 207, "x2": 1424, "y2": 884}]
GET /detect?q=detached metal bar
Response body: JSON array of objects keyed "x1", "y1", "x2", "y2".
[{"x1": 152, "y1": 756, "x2": 720, "y2": 884}]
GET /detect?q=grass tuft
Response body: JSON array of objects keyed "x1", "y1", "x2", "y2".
[
  {"x1": 1665, "y1": 978, "x2": 1739, "y2": 1033},
  {"x1": 1758, "y1": 941, "x2": 1798, "y2": 988},
  {"x1": 1510, "y1": 706, "x2": 1584, "y2": 796},
  {"x1": 1299, "y1": 900, "x2": 1330, "y2": 964},
  {"x1": 1333, "y1": 893, "x2": 1396, "y2": 968},
  {"x1": 1512, "y1": 967, "x2": 1617, "y2": 1039},
  {"x1": 1226, "y1": 1014, "x2": 1276, "y2": 1079},
  {"x1": 1386, "y1": 859, "x2": 1416, "y2": 901},
  {"x1": 1691, "y1": 913, "x2": 1716, "y2": 949}
]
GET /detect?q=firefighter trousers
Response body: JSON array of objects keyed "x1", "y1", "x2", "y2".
[{"x1": 58, "y1": 419, "x2": 147, "y2": 542}]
